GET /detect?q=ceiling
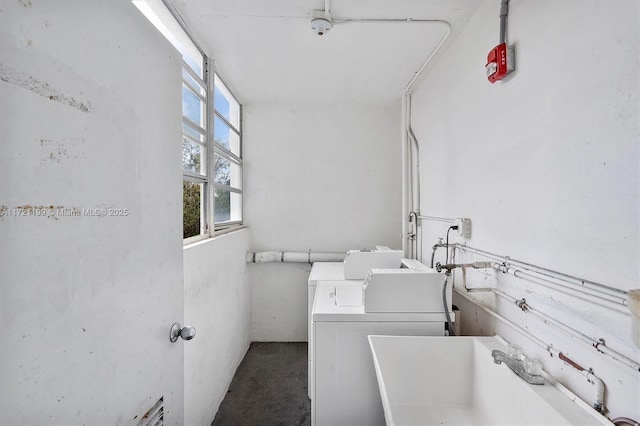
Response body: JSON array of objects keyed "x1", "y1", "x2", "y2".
[{"x1": 174, "y1": 0, "x2": 484, "y2": 105}]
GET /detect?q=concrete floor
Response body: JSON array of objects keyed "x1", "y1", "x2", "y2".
[{"x1": 211, "y1": 342, "x2": 310, "y2": 426}]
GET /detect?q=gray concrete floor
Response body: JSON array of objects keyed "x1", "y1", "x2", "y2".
[{"x1": 211, "y1": 342, "x2": 310, "y2": 426}]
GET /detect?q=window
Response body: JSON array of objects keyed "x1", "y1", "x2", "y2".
[
  {"x1": 181, "y1": 56, "x2": 207, "y2": 239},
  {"x1": 213, "y1": 75, "x2": 243, "y2": 227},
  {"x1": 133, "y1": 0, "x2": 243, "y2": 242}
]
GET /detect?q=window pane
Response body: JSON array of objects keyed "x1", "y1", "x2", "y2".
[
  {"x1": 214, "y1": 189, "x2": 242, "y2": 223},
  {"x1": 214, "y1": 115, "x2": 240, "y2": 156},
  {"x1": 183, "y1": 138, "x2": 205, "y2": 175},
  {"x1": 182, "y1": 69, "x2": 205, "y2": 97},
  {"x1": 182, "y1": 84, "x2": 204, "y2": 128},
  {"x1": 183, "y1": 54, "x2": 203, "y2": 79},
  {"x1": 214, "y1": 75, "x2": 240, "y2": 129},
  {"x1": 214, "y1": 155, "x2": 242, "y2": 188},
  {"x1": 182, "y1": 123, "x2": 205, "y2": 143},
  {"x1": 183, "y1": 181, "x2": 204, "y2": 238}
]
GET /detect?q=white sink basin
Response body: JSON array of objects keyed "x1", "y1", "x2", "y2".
[{"x1": 368, "y1": 335, "x2": 612, "y2": 426}]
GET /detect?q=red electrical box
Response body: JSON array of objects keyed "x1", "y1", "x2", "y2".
[{"x1": 486, "y1": 42, "x2": 514, "y2": 83}]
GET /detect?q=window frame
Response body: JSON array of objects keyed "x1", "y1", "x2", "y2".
[
  {"x1": 211, "y1": 72, "x2": 243, "y2": 231},
  {"x1": 146, "y1": 1, "x2": 243, "y2": 244}
]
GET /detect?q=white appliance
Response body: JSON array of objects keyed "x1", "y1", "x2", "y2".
[
  {"x1": 307, "y1": 250, "x2": 407, "y2": 400},
  {"x1": 343, "y1": 246, "x2": 404, "y2": 279},
  {"x1": 312, "y1": 281, "x2": 451, "y2": 426},
  {"x1": 307, "y1": 262, "x2": 359, "y2": 399},
  {"x1": 363, "y1": 268, "x2": 450, "y2": 313}
]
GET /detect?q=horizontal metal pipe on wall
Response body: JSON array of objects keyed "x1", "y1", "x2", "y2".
[
  {"x1": 246, "y1": 251, "x2": 345, "y2": 264},
  {"x1": 490, "y1": 262, "x2": 629, "y2": 312},
  {"x1": 455, "y1": 289, "x2": 607, "y2": 413},
  {"x1": 466, "y1": 287, "x2": 640, "y2": 373},
  {"x1": 417, "y1": 215, "x2": 457, "y2": 224},
  {"x1": 455, "y1": 244, "x2": 628, "y2": 304},
  {"x1": 430, "y1": 242, "x2": 629, "y2": 310}
]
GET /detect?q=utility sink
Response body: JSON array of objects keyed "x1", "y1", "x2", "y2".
[{"x1": 368, "y1": 335, "x2": 612, "y2": 426}]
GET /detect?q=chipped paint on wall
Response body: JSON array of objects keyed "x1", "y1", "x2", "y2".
[
  {"x1": 39, "y1": 138, "x2": 86, "y2": 163},
  {"x1": 0, "y1": 63, "x2": 92, "y2": 113}
]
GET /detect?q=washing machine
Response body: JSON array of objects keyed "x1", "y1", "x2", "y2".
[
  {"x1": 307, "y1": 249, "x2": 405, "y2": 400},
  {"x1": 312, "y1": 279, "x2": 450, "y2": 426},
  {"x1": 307, "y1": 262, "x2": 356, "y2": 399}
]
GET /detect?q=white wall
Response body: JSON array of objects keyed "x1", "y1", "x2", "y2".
[
  {"x1": 244, "y1": 104, "x2": 401, "y2": 341},
  {"x1": 0, "y1": 1, "x2": 184, "y2": 424},
  {"x1": 183, "y1": 229, "x2": 251, "y2": 426},
  {"x1": 412, "y1": 0, "x2": 639, "y2": 420}
]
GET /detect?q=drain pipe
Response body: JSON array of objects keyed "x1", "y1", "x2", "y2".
[{"x1": 246, "y1": 251, "x2": 345, "y2": 264}]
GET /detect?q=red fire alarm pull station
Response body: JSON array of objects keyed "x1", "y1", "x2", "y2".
[{"x1": 486, "y1": 0, "x2": 515, "y2": 83}]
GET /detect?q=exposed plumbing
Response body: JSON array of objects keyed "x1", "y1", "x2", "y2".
[
  {"x1": 456, "y1": 244, "x2": 628, "y2": 307},
  {"x1": 246, "y1": 250, "x2": 345, "y2": 264},
  {"x1": 456, "y1": 289, "x2": 608, "y2": 414},
  {"x1": 612, "y1": 417, "x2": 640, "y2": 426},
  {"x1": 466, "y1": 286, "x2": 640, "y2": 373},
  {"x1": 428, "y1": 239, "x2": 639, "y2": 372},
  {"x1": 401, "y1": 21, "x2": 452, "y2": 258},
  {"x1": 434, "y1": 260, "x2": 493, "y2": 337},
  {"x1": 429, "y1": 241, "x2": 629, "y2": 310}
]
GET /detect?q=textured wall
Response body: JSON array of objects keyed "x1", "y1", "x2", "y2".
[
  {"x1": 412, "y1": 0, "x2": 639, "y2": 419},
  {"x1": 0, "y1": 0, "x2": 184, "y2": 424},
  {"x1": 183, "y1": 229, "x2": 251, "y2": 425},
  {"x1": 244, "y1": 103, "x2": 402, "y2": 341}
]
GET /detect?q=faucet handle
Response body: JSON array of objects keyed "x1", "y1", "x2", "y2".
[
  {"x1": 506, "y1": 344, "x2": 523, "y2": 359},
  {"x1": 524, "y1": 356, "x2": 543, "y2": 375}
]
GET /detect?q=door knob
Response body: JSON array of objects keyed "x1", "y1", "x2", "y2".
[{"x1": 170, "y1": 322, "x2": 196, "y2": 343}]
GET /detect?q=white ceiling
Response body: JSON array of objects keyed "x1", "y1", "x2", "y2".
[{"x1": 174, "y1": 0, "x2": 484, "y2": 105}]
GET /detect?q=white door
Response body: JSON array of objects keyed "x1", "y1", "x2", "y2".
[{"x1": 0, "y1": 1, "x2": 185, "y2": 424}]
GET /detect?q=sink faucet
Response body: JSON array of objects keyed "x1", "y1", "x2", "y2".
[{"x1": 491, "y1": 349, "x2": 544, "y2": 385}]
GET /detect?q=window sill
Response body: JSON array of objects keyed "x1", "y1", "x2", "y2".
[{"x1": 183, "y1": 225, "x2": 247, "y2": 250}]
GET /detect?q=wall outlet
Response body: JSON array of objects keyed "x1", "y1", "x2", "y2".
[{"x1": 456, "y1": 218, "x2": 472, "y2": 239}]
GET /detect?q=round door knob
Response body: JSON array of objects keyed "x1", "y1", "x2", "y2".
[{"x1": 170, "y1": 322, "x2": 196, "y2": 343}]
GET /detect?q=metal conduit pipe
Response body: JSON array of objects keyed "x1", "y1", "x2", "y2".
[
  {"x1": 431, "y1": 242, "x2": 628, "y2": 310},
  {"x1": 401, "y1": 94, "x2": 409, "y2": 255},
  {"x1": 455, "y1": 289, "x2": 607, "y2": 414},
  {"x1": 399, "y1": 20, "x2": 452, "y2": 258},
  {"x1": 455, "y1": 244, "x2": 627, "y2": 302},
  {"x1": 491, "y1": 262, "x2": 629, "y2": 312},
  {"x1": 418, "y1": 215, "x2": 457, "y2": 224},
  {"x1": 466, "y1": 287, "x2": 640, "y2": 373},
  {"x1": 246, "y1": 251, "x2": 345, "y2": 264},
  {"x1": 498, "y1": 0, "x2": 509, "y2": 44}
]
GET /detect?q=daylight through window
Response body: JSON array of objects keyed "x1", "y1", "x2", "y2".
[{"x1": 133, "y1": 0, "x2": 243, "y2": 241}]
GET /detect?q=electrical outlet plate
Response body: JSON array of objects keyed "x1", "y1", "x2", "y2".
[{"x1": 456, "y1": 218, "x2": 472, "y2": 239}]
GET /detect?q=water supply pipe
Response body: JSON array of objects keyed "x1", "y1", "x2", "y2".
[
  {"x1": 246, "y1": 251, "x2": 345, "y2": 264},
  {"x1": 455, "y1": 244, "x2": 628, "y2": 305},
  {"x1": 490, "y1": 262, "x2": 628, "y2": 310},
  {"x1": 455, "y1": 289, "x2": 607, "y2": 414},
  {"x1": 466, "y1": 286, "x2": 640, "y2": 372},
  {"x1": 430, "y1": 241, "x2": 629, "y2": 311}
]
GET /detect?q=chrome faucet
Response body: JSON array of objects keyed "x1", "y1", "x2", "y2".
[{"x1": 491, "y1": 349, "x2": 544, "y2": 385}]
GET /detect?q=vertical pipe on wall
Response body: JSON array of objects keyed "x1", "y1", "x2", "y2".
[
  {"x1": 400, "y1": 21, "x2": 451, "y2": 259},
  {"x1": 401, "y1": 94, "x2": 410, "y2": 255}
]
